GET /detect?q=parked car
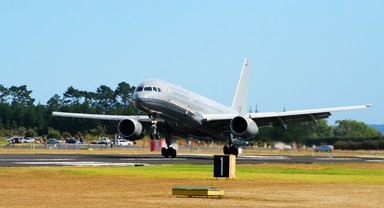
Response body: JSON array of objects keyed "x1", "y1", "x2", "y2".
[
  {"x1": 66, "y1": 138, "x2": 80, "y2": 144},
  {"x1": 233, "y1": 140, "x2": 249, "y2": 147},
  {"x1": 47, "y1": 138, "x2": 62, "y2": 144},
  {"x1": 21, "y1": 137, "x2": 35, "y2": 143},
  {"x1": 273, "y1": 142, "x2": 292, "y2": 150},
  {"x1": 7, "y1": 137, "x2": 23, "y2": 144},
  {"x1": 115, "y1": 139, "x2": 133, "y2": 146},
  {"x1": 91, "y1": 137, "x2": 111, "y2": 145},
  {"x1": 315, "y1": 145, "x2": 333, "y2": 152}
]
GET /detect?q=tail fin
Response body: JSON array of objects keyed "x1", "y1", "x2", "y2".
[{"x1": 231, "y1": 58, "x2": 250, "y2": 113}]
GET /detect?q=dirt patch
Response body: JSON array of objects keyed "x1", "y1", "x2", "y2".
[{"x1": 0, "y1": 166, "x2": 383, "y2": 208}]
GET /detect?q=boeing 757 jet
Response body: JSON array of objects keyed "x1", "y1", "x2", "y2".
[{"x1": 53, "y1": 58, "x2": 371, "y2": 158}]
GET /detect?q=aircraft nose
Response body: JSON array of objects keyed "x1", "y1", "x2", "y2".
[
  {"x1": 132, "y1": 92, "x2": 150, "y2": 112},
  {"x1": 132, "y1": 91, "x2": 147, "y2": 101},
  {"x1": 132, "y1": 92, "x2": 140, "y2": 101}
]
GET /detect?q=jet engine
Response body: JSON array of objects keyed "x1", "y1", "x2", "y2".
[
  {"x1": 230, "y1": 116, "x2": 259, "y2": 138},
  {"x1": 118, "y1": 119, "x2": 145, "y2": 141}
]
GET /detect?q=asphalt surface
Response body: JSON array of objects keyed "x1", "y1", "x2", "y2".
[{"x1": 0, "y1": 153, "x2": 383, "y2": 167}]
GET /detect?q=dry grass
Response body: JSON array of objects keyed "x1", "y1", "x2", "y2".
[
  {"x1": 0, "y1": 148, "x2": 383, "y2": 207},
  {"x1": 0, "y1": 164, "x2": 383, "y2": 208}
]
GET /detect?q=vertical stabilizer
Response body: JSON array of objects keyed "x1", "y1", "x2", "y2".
[{"x1": 231, "y1": 58, "x2": 250, "y2": 113}]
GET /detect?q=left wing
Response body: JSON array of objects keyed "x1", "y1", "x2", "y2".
[
  {"x1": 203, "y1": 104, "x2": 372, "y2": 128},
  {"x1": 52, "y1": 111, "x2": 152, "y2": 122}
]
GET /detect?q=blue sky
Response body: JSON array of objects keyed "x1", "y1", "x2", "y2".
[{"x1": 1, "y1": 0, "x2": 383, "y2": 124}]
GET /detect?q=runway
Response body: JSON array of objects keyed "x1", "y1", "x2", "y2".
[{"x1": 0, "y1": 153, "x2": 383, "y2": 167}]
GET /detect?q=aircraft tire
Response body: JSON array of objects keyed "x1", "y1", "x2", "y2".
[
  {"x1": 230, "y1": 146, "x2": 239, "y2": 157},
  {"x1": 169, "y1": 147, "x2": 177, "y2": 158},
  {"x1": 223, "y1": 146, "x2": 230, "y2": 155},
  {"x1": 161, "y1": 147, "x2": 169, "y2": 158}
]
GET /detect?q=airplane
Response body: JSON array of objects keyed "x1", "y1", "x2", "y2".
[{"x1": 52, "y1": 58, "x2": 372, "y2": 158}]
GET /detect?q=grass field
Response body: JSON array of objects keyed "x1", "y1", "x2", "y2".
[{"x1": 1, "y1": 161, "x2": 383, "y2": 208}]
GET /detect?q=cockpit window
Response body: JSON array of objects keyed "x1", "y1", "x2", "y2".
[
  {"x1": 136, "y1": 87, "x2": 143, "y2": 92},
  {"x1": 137, "y1": 86, "x2": 161, "y2": 93}
]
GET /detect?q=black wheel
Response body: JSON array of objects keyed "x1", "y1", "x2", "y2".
[
  {"x1": 161, "y1": 147, "x2": 169, "y2": 158},
  {"x1": 169, "y1": 147, "x2": 177, "y2": 158},
  {"x1": 223, "y1": 146, "x2": 230, "y2": 155},
  {"x1": 230, "y1": 146, "x2": 239, "y2": 157}
]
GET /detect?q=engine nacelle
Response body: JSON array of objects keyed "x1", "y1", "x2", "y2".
[
  {"x1": 118, "y1": 118, "x2": 145, "y2": 141},
  {"x1": 230, "y1": 116, "x2": 259, "y2": 138}
]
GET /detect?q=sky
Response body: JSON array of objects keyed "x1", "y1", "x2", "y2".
[{"x1": 0, "y1": 0, "x2": 383, "y2": 125}]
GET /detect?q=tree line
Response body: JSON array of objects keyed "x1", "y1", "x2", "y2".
[
  {"x1": 256, "y1": 120, "x2": 383, "y2": 149},
  {"x1": 0, "y1": 83, "x2": 382, "y2": 149},
  {"x1": 0, "y1": 82, "x2": 139, "y2": 138}
]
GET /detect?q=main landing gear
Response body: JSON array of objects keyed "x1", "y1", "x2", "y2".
[
  {"x1": 161, "y1": 127, "x2": 177, "y2": 158},
  {"x1": 223, "y1": 134, "x2": 239, "y2": 157},
  {"x1": 223, "y1": 145, "x2": 238, "y2": 157},
  {"x1": 161, "y1": 146, "x2": 177, "y2": 158},
  {"x1": 150, "y1": 116, "x2": 177, "y2": 158}
]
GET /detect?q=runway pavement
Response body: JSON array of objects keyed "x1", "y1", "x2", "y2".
[{"x1": 0, "y1": 153, "x2": 383, "y2": 167}]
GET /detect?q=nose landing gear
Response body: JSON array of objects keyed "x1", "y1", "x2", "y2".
[{"x1": 150, "y1": 124, "x2": 160, "y2": 140}]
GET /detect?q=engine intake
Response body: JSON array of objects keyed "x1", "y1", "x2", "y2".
[
  {"x1": 118, "y1": 118, "x2": 145, "y2": 141},
  {"x1": 230, "y1": 116, "x2": 259, "y2": 138}
]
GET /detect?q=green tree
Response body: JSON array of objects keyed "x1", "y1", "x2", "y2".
[
  {"x1": 25, "y1": 129, "x2": 37, "y2": 137},
  {"x1": 115, "y1": 82, "x2": 133, "y2": 108},
  {"x1": 311, "y1": 120, "x2": 333, "y2": 137},
  {"x1": 47, "y1": 128, "x2": 62, "y2": 139},
  {"x1": 13, "y1": 126, "x2": 27, "y2": 136},
  {"x1": 0, "y1": 84, "x2": 9, "y2": 104},
  {"x1": 47, "y1": 94, "x2": 62, "y2": 112},
  {"x1": 333, "y1": 120, "x2": 381, "y2": 138},
  {"x1": 62, "y1": 131, "x2": 72, "y2": 139},
  {"x1": 95, "y1": 85, "x2": 116, "y2": 113},
  {"x1": 9, "y1": 85, "x2": 35, "y2": 107},
  {"x1": 63, "y1": 86, "x2": 82, "y2": 106}
]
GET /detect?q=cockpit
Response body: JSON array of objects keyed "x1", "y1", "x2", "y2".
[{"x1": 135, "y1": 86, "x2": 162, "y2": 93}]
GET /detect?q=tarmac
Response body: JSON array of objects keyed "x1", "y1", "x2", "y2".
[{"x1": 0, "y1": 153, "x2": 383, "y2": 167}]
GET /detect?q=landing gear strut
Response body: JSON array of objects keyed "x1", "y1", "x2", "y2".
[
  {"x1": 150, "y1": 124, "x2": 160, "y2": 140},
  {"x1": 223, "y1": 134, "x2": 239, "y2": 157},
  {"x1": 161, "y1": 125, "x2": 177, "y2": 158},
  {"x1": 149, "y1": 115, "x2": 177, "y2": 158}
]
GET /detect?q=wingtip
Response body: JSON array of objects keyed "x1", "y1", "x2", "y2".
[
  {"x1": 366, "y1": 104, "x2": 373, "y2": 108},
  {"x1": 243, "y1": 58, "x2": 249, "y2": 67}
]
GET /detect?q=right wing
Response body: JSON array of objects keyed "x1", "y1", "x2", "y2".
[
  {"x1": 52, "y1": 111, "x2": 152, "y2": 122},
  {"x1": 249, "y1": 104, "x2": 372, "y2": 128},
  {"x1": 204, "y1": 104, "x2": 372, "y2": 128}
]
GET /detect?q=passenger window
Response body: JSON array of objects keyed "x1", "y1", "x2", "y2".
[{"x1": 144, "y1": 87, "x2": 152, "y2": 91}]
